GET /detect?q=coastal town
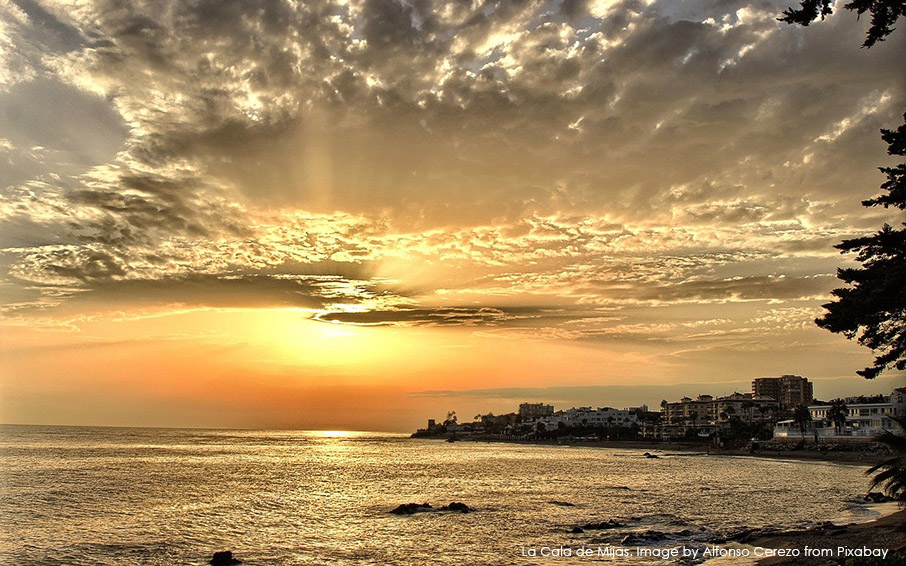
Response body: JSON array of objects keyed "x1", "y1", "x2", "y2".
[{"x1": 413, "y1": 375, "x2": 906, "y2": 448}]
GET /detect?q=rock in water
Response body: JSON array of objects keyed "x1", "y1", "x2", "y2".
[
  {"x1": 390, "y1": 502, "x2": 432, "y2": 515},
  {"x1": 443, "y1": 502, "x2": 471, "y2": 513},
  {"x1": 210, "y1": 551, "x2": 242, "y2": 565},
  {"x1": 389, "y1": 501, "x2": 471, "y2": 514}
]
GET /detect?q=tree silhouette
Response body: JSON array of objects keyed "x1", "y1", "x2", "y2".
[
  {"x1": 779, "y1": 0, "x2": 906, "y2": 47},
  {"x1": 827, "y1": 399, "x2": 849, "y2": 434},
  {"x1": 815, "y1": 116, "x2": 906, "y2": 379},
  {"x1": 782, "y1": 1, "x2": 906, "y2": 379},
  {"x1": 793, "y1": 405, "x2": 812, "y2": 436},
  {"x1": 866, "y1": 415, "x2": 906, "y2": 501}
]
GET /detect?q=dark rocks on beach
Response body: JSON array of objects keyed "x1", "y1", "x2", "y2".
[
  {"x1": 570, "y1": 526, "x2": 585, "y2": 534},
  {"x1": 727, "y1": 527, "x2": 773, "y2": 543},
  {"x1": 642, "y1": 452, "x2": 660, "y2": 459},
  {"x1": 390, "y1": 502, "x2": 432, "y2": 515},
  {"x1": 724, "y1": 523, "x2": 845, "y2": 544},
  {"x1": 865, "y1": 492, "x2": 891, "y2": 503},
  {"x1": 549, "y1": 500, "x2": 576, "y2": 507},
  {"x1": 581, "y1": 519, "x2": 624, "y2": 530},
  {"x1": 621, "y1": 530, "x2": 667, "y2": 545},
  {"x1": 727, "y1": 525, "x2": 795, "y2": 543},
  {"x1": 210, "y1": 551, "x2": 242, "y2": 565}
]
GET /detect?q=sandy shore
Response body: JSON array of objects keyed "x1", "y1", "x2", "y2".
[{"x1": 749, "y1": 509, "x2": 905, "y2": 565}]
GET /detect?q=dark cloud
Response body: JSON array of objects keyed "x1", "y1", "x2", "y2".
[
  {"x1": 627, "y1": 274, "x2": 833, "y2": 303},
  {"x1": 312, "y1": 305, "x2": 574, "y2": 326},
  {"x1": 68, "y1": 274, "x2": 353, "y2": 310},
  {"x1": 0, "y1": 79, "x2": 129, "y2": 186},
  {"x1": 361, "y1": 0, "x2": 419, "y2": 49},
  {"x1": 9, "y1": 0, "x2": 85, "y2": 52}
]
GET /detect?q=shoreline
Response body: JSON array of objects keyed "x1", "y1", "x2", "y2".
[
  {"x1": 427, "y1": 436, "x2": 889, "y2": 466},
  {"x1": 749, "y1": 509, "x2": 905, "y2": 565}
]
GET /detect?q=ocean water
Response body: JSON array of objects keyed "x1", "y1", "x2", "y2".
[{"x1": 0, "y1": 425, "x2": 883, "y2": 565}]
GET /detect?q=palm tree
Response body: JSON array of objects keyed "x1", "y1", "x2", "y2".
[
  {"x1": 867, "y1": 415, "x2": 906, "y2": 502},
  {"x1": 793, "y1": 405, "x2": 812, "y2": 437},
  {"x1": 827, "y1": 399, "x2": 848, "y2": 434}
]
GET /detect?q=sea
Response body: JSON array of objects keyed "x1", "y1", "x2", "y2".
[{"x1": 0, "y1": 425, "x2": 888, "y2": 565}]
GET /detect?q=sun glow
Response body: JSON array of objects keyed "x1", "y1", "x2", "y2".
[
  {"x1": 264, "y1": 309, "x2": 414, "y2": 372},
  {"x1": 311, "y1": 430, "x2": 361, "y2": 438}
]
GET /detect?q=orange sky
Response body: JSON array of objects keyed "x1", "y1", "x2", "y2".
[{"x1": 2, "y1": 306, "x2": 902, "y2": 431}]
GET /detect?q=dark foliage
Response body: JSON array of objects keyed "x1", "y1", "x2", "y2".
[
  {"x1": 793, "y1": 405, "x2": 812, "y2": 435},
  {"x1": 779, "y1": 0, "x2": 906, "y2": 47},
  {"x1": 866, "y1": 415, "x2": 906, "y2": 501},
  {"x1": 816, "y1": 115, "x2": 906, "y2": 379},
  {"x1": 827, "y1": 399, "x2": 850, "y2": 432}
]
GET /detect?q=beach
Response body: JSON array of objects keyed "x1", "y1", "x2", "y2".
[{"x1": 751, "y1": 509, "x2": 905, "y2": 565}]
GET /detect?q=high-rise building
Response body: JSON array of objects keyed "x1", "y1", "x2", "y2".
[
  {"x1": 518, "y1": 402, "x2": 554, "y2": 419},
  {"x1": 752, "y1": 375, "x2": 813, "y2": 409}
]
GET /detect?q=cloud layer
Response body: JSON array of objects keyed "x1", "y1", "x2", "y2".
[{"x1": 1, "y1": 0, "x2": 904, "y2": 356}]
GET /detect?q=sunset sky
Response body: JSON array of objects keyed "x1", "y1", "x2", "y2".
[{"x1": 1, "y1": 0, "x2": 904, "y2": 431}]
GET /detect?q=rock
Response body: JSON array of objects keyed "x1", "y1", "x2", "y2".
[
  {"x1": 443, "y1": 502, "x2": 471, "y2": 513},
  {"x1": 570, "y1": 527, "x2": 585, "y2": 534},
  {"x1": 550, "y1": 500, "x2": 576, "y2": 507},
  {"x1": 643, "y1": 452, "x2": 660, "y2": 459},
  {"x1": 390, "y1": 501, "x2": 471, "y2": 514},
  {"x1": 865, "y1": 492, "x2": 891, "y2": 503},
  {"x1": 210, "y1": 551, "x2": 242, "y2": 565},
  {"x1": 390, "y1": 502, "x2": 432, "y2": 515},
  {"x1": 728, "y1": 527, "x2": 781, "y2": 543},
  {"x1": 621, "y1": 530, "x2": 667, "y2": 545},
  {"x1": 581, "y1": 519, "x2": 624, "y2": 530}
]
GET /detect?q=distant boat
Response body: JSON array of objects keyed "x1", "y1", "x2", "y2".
[{"x1": 697, "y1": 432, "x2": 711, "y2": 438}]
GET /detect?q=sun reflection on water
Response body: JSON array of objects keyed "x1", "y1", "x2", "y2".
[{"x1": 310, "y1": 430, "x2": 362, "y2": 438}]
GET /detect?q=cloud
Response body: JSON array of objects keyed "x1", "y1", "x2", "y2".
[
  {"x1": 0, "y1": 78, "x2": 129, "y2": 187},
  {"x1": 313, "y1": 304, "x2": 567, "y2": 326},
  {"x1": 408, "y1": 382, "x2": 759, "y2": 407},
  {"x1": 0, "y1": 0, "x2": 902, "y2": 358}
]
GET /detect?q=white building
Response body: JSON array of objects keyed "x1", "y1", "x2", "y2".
[
  {"x1": 569, "y1": 407, "x2": 639, "y2": 427},
  {"x1": 774, "y1": 388, "x2": 905, "y2": 438},
  {"x1": 535, "y1": 406, "x2": 640, "y2": 429}
]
